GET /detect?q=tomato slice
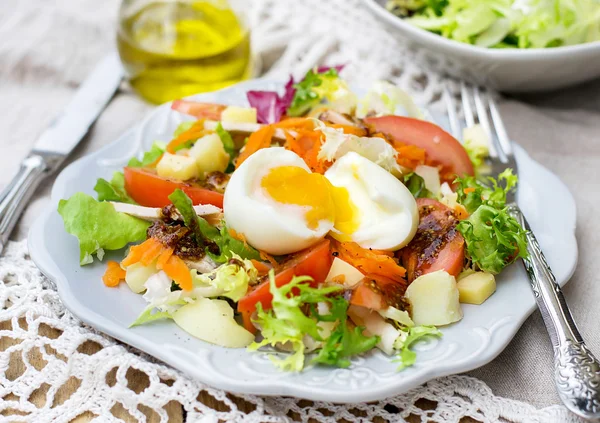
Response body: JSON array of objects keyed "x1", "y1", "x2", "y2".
[
  {"x1": 364, "y1": 116, "x2": 474, "y2": 182},
  {"x1": 171, "y1": 100, "x2": 226, "y2": 120},
  {"x1": 349, "y1": 274, "x2": 406, "y2": 311},
  {"x1": 123, "y1": 167, "x2": 224, "y2": 208},
  {"x1": 237, "y1": 239, "x2": 333, "y2": 314},
  {"x1": 400, "y1": 198, "x2": 465, "y2": 282}
]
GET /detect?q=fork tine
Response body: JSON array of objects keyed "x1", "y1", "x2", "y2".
[
  {"x1": 473, "y1": 86, "x2": 503, "y2": 161},
  {"x1": 488, "y1": 95, "x2": 514, "y2": 157},
  {"x1": 460, "y1": 83, "x2": 498, "y2": 159},
  {"x1": 460, "y1": 81, "x2": 475, "y2": 128},
  {"x1": 443, "y1": 85, "x2": 461, "y2": 140}
]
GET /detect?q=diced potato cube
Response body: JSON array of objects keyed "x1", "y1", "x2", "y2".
[
  {"x1": 325, "y1": 257, "x2": 364, "y2": 287},
  {"x1": 405, "y1": 270, "x2": 463, "y2": 326},
  {"x1": 457, "y1": 272, "x2": 496, "y2": 305},
  {"x1": 189, "y1": 133, "x2": 230, "y2": 175},
  {"x1": 156, "y1": 152, "x2": 200, "y2": 181},
  {"x1": 457, "y1": 269, "x2": 476, "y2": 281},
  {"x1": 221, "y1": 106, "x2": 257, "y2": 124},
  {"x1": 125, "y1": 262, "x2": 157, "y2": 294},
  {"x1": 172, "y1": 298, "x2": 255, "y2": 348}
]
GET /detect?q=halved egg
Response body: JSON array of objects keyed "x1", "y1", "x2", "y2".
[
  {"x1": 324, "y1": 152, "x2": 419, "y2": 251},
  {"x1": 223, "y1": 148, "x2": 337, "y2": 255}
]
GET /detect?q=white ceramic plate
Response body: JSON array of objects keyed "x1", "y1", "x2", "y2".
[
  {"x1": 362, "y1": 0, "x2": 600, "y2": 92},
  {"x1": 29, "y1": 79, "x2": 578, "y2": 403}
]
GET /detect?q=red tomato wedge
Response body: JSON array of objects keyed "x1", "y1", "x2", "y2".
[
  {"x1": 123, "y1": 167, "x2": 224, "y2": 208},
  {"x1": 171, "y1": 100, "x2": 226, "y2": 120},
  {"x1": 237, "y1": 239, "x2": 333, "y2": 315},
  {"x1": 400, "y1": 198, "x2": 465, "y2": 282},
  {"x1": 364, "y1": 116, "x2": 474, "y2": 182},
  {"x1": 349, "y1": 274, "x2": 406, "y2": 311}
]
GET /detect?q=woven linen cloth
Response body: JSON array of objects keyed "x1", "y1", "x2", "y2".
[{"x1": 1, "y1": 0, "x2": 599, "y2": 421}]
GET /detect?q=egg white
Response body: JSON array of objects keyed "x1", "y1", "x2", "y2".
[
  {"x1": 223, "y1": 147, "x2": 334, "y2": 255},
  {"x1": 324, "y1": 152, "x2": 418, "y2": 251}
]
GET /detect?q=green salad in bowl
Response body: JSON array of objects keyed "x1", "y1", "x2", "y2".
[{"x1": 386, "y1": 0, "x2": 600, "y2": 49}]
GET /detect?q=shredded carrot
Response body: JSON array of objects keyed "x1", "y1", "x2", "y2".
[
  {"x1": 273, "y1": 117, "x2": 315, "y2": 130},
  {"x1": 325, "y1": 123, "x2": 367, "y2": 137},
  {"x1": 259, "y1": 250, "x2": 278, "y2": 267},
  {"x1": 121, "y1": 238, "x2": 163, "y2": 267},
  {"x1": 463, "y1": 187, "x2": 476, "y2": 194},
  {"x1": 330, "y1": 238, "x2": 406, "y2": 284},
  {"x1": 229, "y1": 228, "x2": 250, "y2": 248},
  {"x1": 166, "y1": 119, "x2": 206, "y2": 153},
  {"x1": 395, "y1": 144, "x2": 426, "y2": 170},
  {"x1": 160, "y1": 254, "x2": 193, "y2": 291},
  {"x1": 102, "y1": 261, "x2": 126, "y2": 288},
  {"x1": 251, "y1": 259, "x2": 271, "y2": 276},
  {"x1": 283, "y1": 129, "x2": 331, "y2": 174},
  {"x1": 156, "y1": 247, "x2": 174, "y2": 269},
  {"x1": 236, "y1": 125, "x2": 275, "y2": 168}
]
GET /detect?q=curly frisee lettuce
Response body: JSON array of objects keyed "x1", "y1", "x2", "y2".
[
  {"x1": 248, "y1": 271, "x2": 379, "y2": 371},
  {"x1": 455, "y1": 169, "x2": 528, "y2": 274}
]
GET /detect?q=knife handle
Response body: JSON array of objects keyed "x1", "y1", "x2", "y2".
[
  {"x1": 0, "y1": 154, "x2": 48, "y2": 253},
  {"x1": 508, "y1": 204, "x2": 600, "y2": 419}
]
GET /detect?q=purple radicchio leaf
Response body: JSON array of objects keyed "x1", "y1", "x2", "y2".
[
  {"x1": 316, "y1": 64, "x2": 346, "y2": 74},
  {"x1": 247, "y1": 76, "x2": 296, "y2": 124}
]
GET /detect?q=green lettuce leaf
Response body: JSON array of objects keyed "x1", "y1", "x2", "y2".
[
  {"x1": 129, "y1": 306, "x2": 173, "y2": 328},
  {"x1": 215, "y1": 122, "x2": 235, "y2": 156},
  {"x1": 456, "y1": 168, "x2": 517, "y2": 214},
  {"x1": 94, "y1": 171, "x2": 136, "y2": 204},
  {"x1": 168, "y1": 189, "x2": 218, "y2": 244},
  {"x1": 394, "y1": 325, "x2": 442, "y2": 370},
  {"x1": 455, "y1": 169, "x2": 528, "y2": 274},
  {"x1": 208, "y1": 225, "x2": 261, "y2": 263},
  {"x1": 249, "y1": 272, "x2": 342, "y2": 371},
  {"x1": 58, "y1": 193, "x2": 150, "y2": 265},
  {"x1": 168, "y1": 189, "x2": 260, "y2": 263},
  {"x1": 174, "y1": 121, "x2": 195, "y2": 137},
  {"x1": 312, "y1": 297, "x2": 380, "y2": 368},
  {"x1": 403, "y1": 173, "x2": 434, "y2": 199},
  {"x1": 287, "y1": 68, "x2": 339, "y2": 117},
  {"x1": 128, "y1": 141, "x2": 166, "y2": 167},
  {"x1": 191, "y1": 255, "x2": 257, "y2": 302}
]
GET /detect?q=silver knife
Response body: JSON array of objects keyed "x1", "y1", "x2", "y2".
[{"x1": 0, "y1": 52, "x2": 123, "y2": 253}]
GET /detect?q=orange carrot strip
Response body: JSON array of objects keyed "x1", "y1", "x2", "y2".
[
  {"x1": 121, "y1": 238, "x2": 162, "y2": 267},
  {"x1": 156, "y1": 248, "x2": 174, "y2": 269},
  {"x1": 463, "y1": 187, "x2": 476, "y2": 194},
  {"x1": 161, "y1": 254, "x2": 193, "y2": 291},
  {"x1": 330, "y1": 239, "x2": 407, "y2": 284},
  {"x1": 236, "y1": 125, "x2": 275, "y2": 168},
  {"x1": 103, "y1": 261, "x2": 126, "y2": 288},
  {"x1": 139, "y1": 239, "x2": 165, "y2": 266},
  {"x1": 166, "y1": 120, "x2": 206, "y2": 153},
  {"x1": 251, "y1": 259, "x2": 271, "y2": 276},
  {"x1": 273, "y1": 117, "x2": 315, "y2": 130},
  {"x1": 326, "y1": 123, "x2": 366, "y2": 137},
  {"x1": 259, "y1": 250, "x2": 278, "y2": 267}
]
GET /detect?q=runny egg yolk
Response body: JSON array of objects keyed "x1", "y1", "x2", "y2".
[{"x1": 261, "y1": 166, "x2": 360, "y2": 234}]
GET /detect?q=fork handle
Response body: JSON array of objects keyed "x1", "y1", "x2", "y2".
[
  {"x1": 508, "y1": 204, "x2": 600, "y2": 419},
  {"x1": 0, "y1": 155, "x2": 48, "y2": 254}
]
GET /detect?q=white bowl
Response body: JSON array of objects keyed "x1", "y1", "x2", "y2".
[{"x1": 363, "y1": 0, "x2": 600, "y2": 92}]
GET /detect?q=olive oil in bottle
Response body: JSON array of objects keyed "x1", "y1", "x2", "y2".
[{"x1": 117, "y1": 0, "x2": 251, "y2": 104}]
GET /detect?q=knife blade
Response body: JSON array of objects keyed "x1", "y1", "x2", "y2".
[
  {"x1": 0, "y1": 52, "x2": 123, "y2": 253},
  {"x1": 33, "y1": 52, "x2": 124, "y2": 160}
]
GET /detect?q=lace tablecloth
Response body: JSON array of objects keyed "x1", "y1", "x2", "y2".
[{"x1": 2, "y1": 0, "x2": 599, "y2": 421}]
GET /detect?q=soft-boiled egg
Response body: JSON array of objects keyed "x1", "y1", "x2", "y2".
[
  {"x1": 224, "y1": 148, "x2": 419, "y2": 255},
  {"x1": 224, "y1": 148, "x2": 336, "y2": 255},
  {"x1": 324, "y1": 152, "x2": 418, "y2": 250}
]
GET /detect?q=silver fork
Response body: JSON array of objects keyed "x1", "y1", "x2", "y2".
[{"x1": 445, "y1": 82, "x2": 600, "y2": 420}]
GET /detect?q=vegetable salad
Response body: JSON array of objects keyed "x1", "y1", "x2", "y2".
[
  {"x1": 59, "y1": 68, "x2": 528, "y2": 371},
  {"x1": 386, "y1": 0, "x2": 600, "y2": 49}
]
